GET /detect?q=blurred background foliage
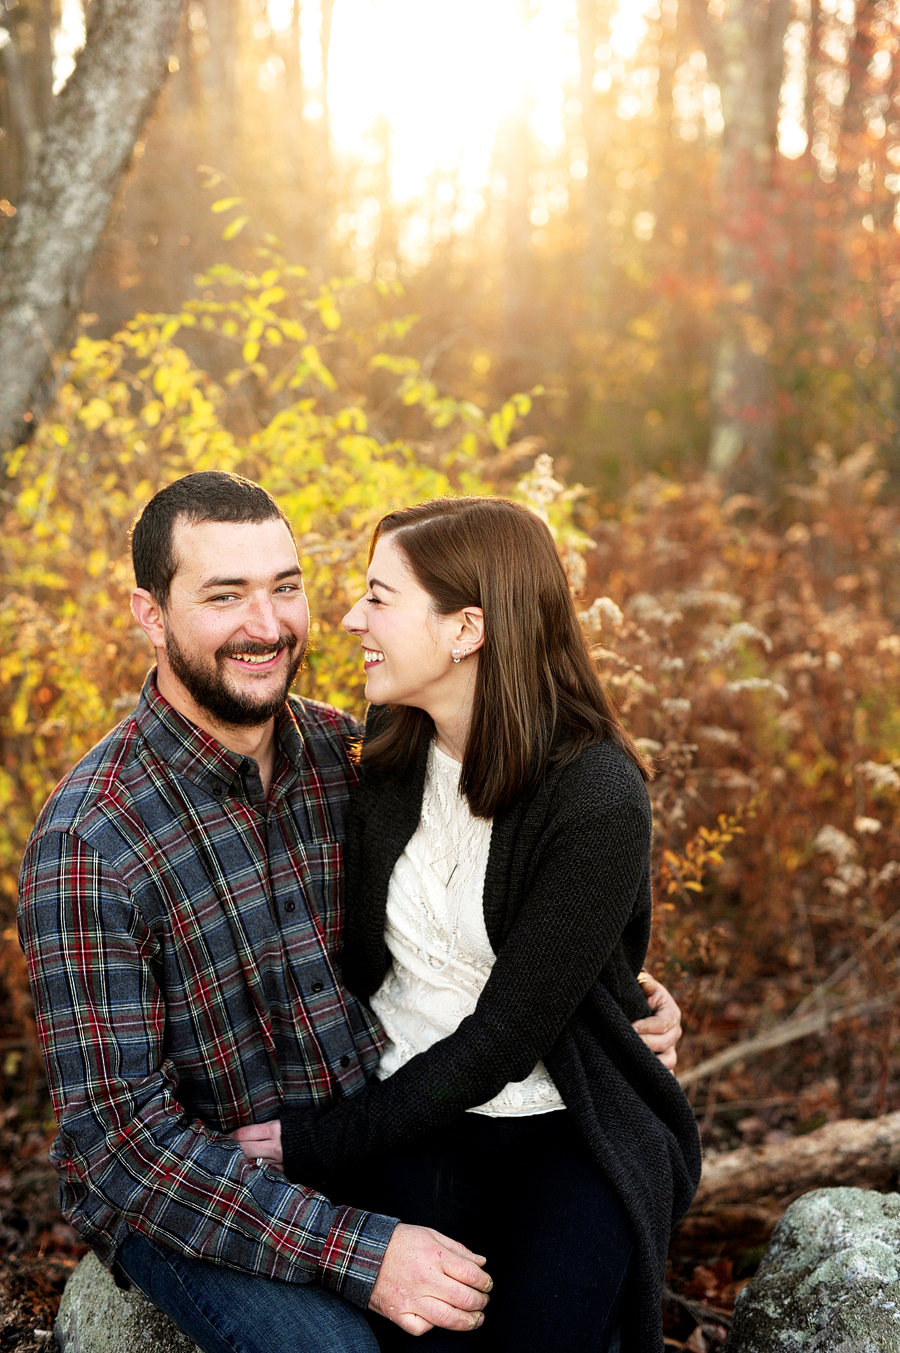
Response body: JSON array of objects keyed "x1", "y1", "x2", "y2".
[
  {"x1": 3, "y1": 0, "x2": 900, "y2": 1151},
  {"x1": 6, "y1": 0, "x2": 900, "y2": 489}
]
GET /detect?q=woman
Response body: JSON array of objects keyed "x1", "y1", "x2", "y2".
[{"x1": 240, "y1": 497, "x2": 701, "y2": 1352}]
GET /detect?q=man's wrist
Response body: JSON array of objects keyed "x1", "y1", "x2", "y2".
[{"x1": 318, "y1": 1207, "x2": 399, "y2": 1309}]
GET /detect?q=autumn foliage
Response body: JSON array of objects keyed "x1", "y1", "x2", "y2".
[{"x1": 3, "y1": 262, "x2": 900, "y2": 1153}]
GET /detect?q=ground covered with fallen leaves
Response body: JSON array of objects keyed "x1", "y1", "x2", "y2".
[
  {"x1": 0, "y1": 1056, "x2": 736, "y2": 1353},
  {"x1": 4, "y1": 971, "x2": 899, "y2": 1351},
  {"x1": 7, "y1": 1027, "x2": 900, "y2": 1351}
]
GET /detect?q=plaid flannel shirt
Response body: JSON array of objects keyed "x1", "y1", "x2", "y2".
[{"x1": 17, "y1": 673, "x2": 394, "y2": 1309}]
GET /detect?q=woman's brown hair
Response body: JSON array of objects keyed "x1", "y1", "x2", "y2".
[{"x1": 360, "y1": 496, "x2": 649, "y2": 818}]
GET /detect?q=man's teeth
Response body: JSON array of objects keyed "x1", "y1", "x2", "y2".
[
  {"x1": 364, "y1": 650, "x2": 384, "y2": 663},
  {"x1": 232, "y1": 651, "x2": 277, "y2": 664}
]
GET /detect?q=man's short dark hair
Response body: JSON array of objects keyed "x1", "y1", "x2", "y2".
[{"x1": 131, "y1": 471, "x2": 293, "y2": 607}]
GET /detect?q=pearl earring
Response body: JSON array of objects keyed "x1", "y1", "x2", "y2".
[{"x1": 451, "y1": 648, "x2": 462, "y2": 663}]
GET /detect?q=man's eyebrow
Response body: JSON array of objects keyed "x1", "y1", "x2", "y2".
[
  {"x1": 367, "y1": 575, "x2": 399, "y2": 594},
  {"x1": 199, "y1": 567, "x2": 303, "y2": 589}
]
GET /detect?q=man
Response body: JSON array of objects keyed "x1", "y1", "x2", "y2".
[{"x1": 18, "y1": 472, "x2": 682, "y2": 1353}]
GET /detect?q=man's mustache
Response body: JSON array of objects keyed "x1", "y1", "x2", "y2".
[{"x1": 217, "y1": 635, "x2": 298, "y2": 659}]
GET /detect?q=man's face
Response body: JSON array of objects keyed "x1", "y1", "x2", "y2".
[{"x1": 158, "y1": 517, "x2": 309, "y2": 729}]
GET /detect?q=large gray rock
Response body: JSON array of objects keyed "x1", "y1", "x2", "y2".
[
  {"x1": 724, "y1": 1187, "x2": 900, "y2": 1352},
  {"x1": 55, "y1": 1250, "x2": 202, "y2": 1353}
]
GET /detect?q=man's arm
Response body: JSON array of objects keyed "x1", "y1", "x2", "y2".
[
  {"x1": 632, "y1": 972, "x2": 682, "y2": 1070},
  {"x1": 19, "y1": 827, "x2": 492, "y2": 1330},
  {"x1": 17, "y1": 829, "x2": 393, "y2": 1307}
]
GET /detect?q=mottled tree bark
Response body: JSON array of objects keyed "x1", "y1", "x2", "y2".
[
  {"x1": 0, "y1": 0, "x2": 56, "y2": 201},
  {"x1": 0, "y1": 0, "x2": 184, "y2": 455}
]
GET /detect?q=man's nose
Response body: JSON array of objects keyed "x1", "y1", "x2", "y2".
[{"x1": 245, "y1": 593, "x2": 281, "y2": 641}]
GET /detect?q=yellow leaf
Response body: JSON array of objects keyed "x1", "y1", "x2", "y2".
[
  {"x1": 318, "y1": 299, "x2": 341, "y2": 331},
  {"x1": 142, "y1": 401, "x2": 163, "y2": 428},
  {"x1": 259, "y1": 286, "x2": 286, "y2": 308},
  {"x1": 222, "y1": 215, "x2": 249, "y2": 240},
  {"x1": 242, "y1": 340, "x2": 260, "y2": 363},
  {"x1": 211, "y1": 196, "x2": 243, "y2": 213},
  {"x1": 79, "y1": 398, "x2": 114, "y2": 431},
  {"x1": 87, "y1": 548, "x2": 108, "y2": 578}
]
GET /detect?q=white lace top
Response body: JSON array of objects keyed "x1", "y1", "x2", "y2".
[{"x1": 370, "y1": 741, "x2": 564, "y2": 1117}]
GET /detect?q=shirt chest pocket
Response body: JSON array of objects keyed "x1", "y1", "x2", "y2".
[{"x1": 288, "y1": 838, "x2": 345, "y2": 950}]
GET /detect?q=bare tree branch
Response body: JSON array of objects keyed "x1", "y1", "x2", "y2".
[{"x1": 678, "y1": 993, "x2": 895, "y2": 1089}]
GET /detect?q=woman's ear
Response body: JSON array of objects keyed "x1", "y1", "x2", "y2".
[{"x1": 456, "y1": 605, "x2": 485, "y2": 656}]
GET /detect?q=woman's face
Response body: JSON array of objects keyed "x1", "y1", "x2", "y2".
[{"x1": 342, "y1": 533, "x2": 467, "y2": 715}]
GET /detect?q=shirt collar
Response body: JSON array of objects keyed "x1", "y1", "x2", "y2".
[{"x1": 134, "y1": 669, "x2": 306, "y2": 797}]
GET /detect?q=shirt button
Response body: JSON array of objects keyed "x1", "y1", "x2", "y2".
[
  {"x1": 284, "y1": 899, "x2": 296, "y2": 912},
  {"x1": 339, "y1": 1055, "x2": 351, "y2": 1069},
  {"x1": 311, "y1": 981, "x2": 324, "y2": 993}
]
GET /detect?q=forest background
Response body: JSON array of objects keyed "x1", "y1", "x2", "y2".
[{"x1": 3, "y1": 0, "x2": 900, "y2": 1348}]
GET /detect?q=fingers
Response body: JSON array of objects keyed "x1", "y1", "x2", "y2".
[
  {"x1": 425, "y1": 1228, "x2": 487, "y2": 1265},
  {"x1": 392, "y1": 1313, "x2": 435, "y2": 1335},
  {"x1": 635, "y1": 1016, "x2": 678, "y2": 1042},
  {"x1": 642, "y1": 975, "x2": 683, "y2": 1026},
  {"x1": 229, "y1": 1121, "x2": 284, "y2": 1165},
  {"x1": 399, "y1": 1300, "x2": 485, "y2": 1334},
  {"x1": 369, "y1": 1223, "x2": 493, "y2": 1333}
]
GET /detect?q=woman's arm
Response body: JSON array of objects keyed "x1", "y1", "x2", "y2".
[
  {"x1": 232, "y1": 969, "x2": 681, "y2": 1168},
  {"x1": 269, "y1": 787, "x2": 653, "y2": 1185}
]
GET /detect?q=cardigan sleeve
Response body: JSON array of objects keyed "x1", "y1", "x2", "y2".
[{"x1": 281, "y1": 764, "x2": 653, "y2": 1185}]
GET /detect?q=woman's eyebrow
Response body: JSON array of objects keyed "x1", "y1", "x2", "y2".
[{"x1": 367, "y1": 576, "x2": 399, "y2": 593}]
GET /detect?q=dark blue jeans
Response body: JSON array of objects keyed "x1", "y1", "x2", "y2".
[
  {"x1": 326, "y1": 1110, "x2": 633, "y2": 1353},
  {"x1": 115, "y1": 1230, "x2": 380, "y2": 1353}
]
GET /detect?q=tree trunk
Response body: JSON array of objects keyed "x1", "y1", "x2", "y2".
[
  {"x1": 697, "y1": 0, "x2": 792, "y2": 492},
  {"x1": 0, "y1": 0, "x2": 184, "y2": 455},
  {"x1": 576, "y1": 0, "x2": 615, "y2": 314},
  {"x1": 678, "y1": 1111, "x2": 900, "y2": 1252},
  {"x1": 0, "y1": 0, "x2": 56, "y2": 202},
  {"x1": 202, "y1": 0, "x2": 239, "y2": 176}
]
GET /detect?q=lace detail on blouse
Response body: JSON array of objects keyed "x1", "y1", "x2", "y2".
[{"x1": 371, "y1": 741, "x2": 564, "y2": 1117}]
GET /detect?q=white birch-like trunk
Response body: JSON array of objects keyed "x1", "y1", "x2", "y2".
[{"x1": 0, "y1": 0, "x2": 184, "y2": 455}]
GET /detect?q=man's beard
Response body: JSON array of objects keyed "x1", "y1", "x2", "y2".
[{"x1": 164, "y1": 628, "x2": 305, "y2": 727}]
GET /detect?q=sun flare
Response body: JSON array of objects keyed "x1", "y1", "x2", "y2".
[{"x1": 269, "y1": 0, "x2": 653, "y2": 207}]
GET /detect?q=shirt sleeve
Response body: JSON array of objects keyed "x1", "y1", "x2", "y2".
[
  {"x1": 17, "y1": 829, "x2": 396, "y2": 1309},
  {"x1": 280, "y1": 787, "x2": 653, "y2": 1184}
]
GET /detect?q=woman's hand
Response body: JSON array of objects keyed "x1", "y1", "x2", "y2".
[
  {"x1": 231, "y1": 1119, "x2": 284, "y2": 1167},
  {"x1": 631, "y1": 972, "x2": 682, "y2": 1071}
]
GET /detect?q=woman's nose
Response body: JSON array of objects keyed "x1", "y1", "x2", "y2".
[{"x1": 342, "y1": 598, "x2": 366, "y2": 634}]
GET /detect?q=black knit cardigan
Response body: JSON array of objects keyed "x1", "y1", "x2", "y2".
[{"x1": 281, "y1": 724, "x2": 702, "y2": 1353}]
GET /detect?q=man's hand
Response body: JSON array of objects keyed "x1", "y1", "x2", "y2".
[
  {"x1": 632, "y1": 971, "x2": 682, "y2": 1071},
  {"x1": 369, "y1": 1223, "x2": 492, "y2": 1336},
  {"x1": 231, "y1": 1120, "x2": 283, "y2": 1166}
]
